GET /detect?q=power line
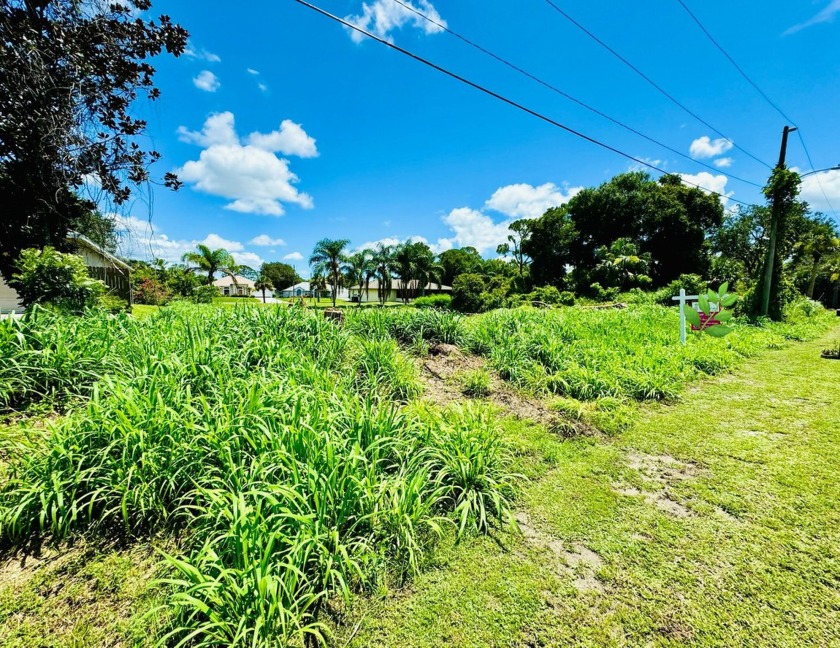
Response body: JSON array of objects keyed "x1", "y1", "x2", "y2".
[
  {"x1": 539, "y1": 0, "x2": 774, "y2": 169},
  {"x1": 796, "y1": 129, "x2": 839, "y2": 217},
  {"x1": 675, "y1": 0, "x2": 796, "y2": 124},
  {"x1": 290, "y1": 0, "x2": 755, "y2": 208},
  {"x1": 673, "y1": 1, "x2": 837, "y2": 218},
  {"x1": 387, "y1": 0, "x2": 762, "y2": 188}
]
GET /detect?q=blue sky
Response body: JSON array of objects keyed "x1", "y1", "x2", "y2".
[{"x1": 115, "y1": 0, "x2": 840, "y2": 275}]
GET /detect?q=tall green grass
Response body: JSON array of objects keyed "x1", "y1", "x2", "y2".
[{"x1": 0, "y1": 305, "x2": 515, "y2": 646}]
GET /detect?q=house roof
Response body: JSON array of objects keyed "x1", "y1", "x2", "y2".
[
  {"x1": 213, "y1": 275, "x2": 256, "y2": 287},
  {"x1": 279, "y1": 282, "x2": 313, "y2": 292},
  {"x1": 68, "y1": 231, "x2": 132, "y2": 272}
]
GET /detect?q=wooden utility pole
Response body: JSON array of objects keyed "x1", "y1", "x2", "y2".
[{"x1": 760, "y1": 125, "x2": 797, "y2": 317}]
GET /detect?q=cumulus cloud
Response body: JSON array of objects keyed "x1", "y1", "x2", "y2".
[
  {"x1": 799, "y1": 168, "x2": 840, "y2": 212},
  {"x1": 440, "y1": 208, "x2": 513, "y2": 254},
  {"x1": 714, "y1": 157, "x2": 734, "y2": 168},
  {"x1": 485, "y1": 182, "x2": 581, "y2": 219},
  {"x1": 283, "y1": 252, "x2": 304, "y2": 261},
  {"x1": 679, "y1": 171, "x2": 732, "y2": 203},
  {"x1": 689, "y1": 136, "x2": 734, "y2": 159},
  {"x1": 113, "y1": 216, "x2": 263, "y2": 266},
  {"x1": 784, "y1": 0, "x2": 840, "y2": 35},
  {"x1": 345, "y1": 0, "x2": 446, "y2": 44},
  {"x1": 250, "y1": 234, "x2": 287, "y2": 246},
  {"x1": 176, "y1": 112, "x2": 316, "y2": 216},
  {"x1": 193, "y1": 70, "x2": 220, "y2": 92},
  {"x1": 247, "y1": 120, "x2": 318, "y2": 158}
]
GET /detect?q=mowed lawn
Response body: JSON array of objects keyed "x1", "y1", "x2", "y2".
[{"x1": 338, "y1": 327, "x2": 840, "y2": 648}]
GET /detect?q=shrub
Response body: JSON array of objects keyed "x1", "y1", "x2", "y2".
[
  {"x1": 134, "y1": 277, "x2": 172, "y2": 305},
  {"x1": 191, "y1": 284, "x2": 221, "y2": 304},
  {"x1": 589, "y1": 282, "x2": 620, "y2": 303},
  {"x1": 655, "y1": 274, "x2": 707, "y2": 305},
  {"x1": 413, "y1": 294, "x2": 452, "y2": 309},
  {"x1": 528, "y1": 285, "x2": 561, "y2": 305},
  {"x1": 10, "y1": 247, "x2": 106, "y2": 313},
  {"x1": 98, "y1": 295, "x2": 129, "y2": 313},
  {"x1": 558, "y1": 291, "x2": 576, "y2": 306}
]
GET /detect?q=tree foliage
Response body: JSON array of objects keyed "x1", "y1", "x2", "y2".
[
  {"x1": 0, "y1": 0, "x2": 187, "y2": 281},
  {"x1": 309, "y1": 238, "x2": 350, "y2": 307},
  {"x1": 260, "y1": 262, "x2": 302, "y2": 293},
  {"x1": 10, "y1": 246, "x2": 105, "y2": 312}
]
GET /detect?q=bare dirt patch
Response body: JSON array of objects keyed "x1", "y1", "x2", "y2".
[
  {"x1": 419, "y1": 345, "x2": 590, "y2": 435},
  {"x1": 514, "y1": 511, "x2": 605, "y2": 593},
  {"x1": 613, "y1": 452, "x2": 701, "y2": 518}
]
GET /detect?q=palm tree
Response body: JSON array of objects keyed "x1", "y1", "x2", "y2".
[
  {"x1": 254, "y1": 274, "x2": 272, "y2": 303},
  {"x1": 344, "y1": 250, "x2": 375, "y2": 306},
  {"x1": 371, "y1": 243, "x2": 395, "y2": 305},
  {"x1": 182, "y1": 244, "x2": 237, "y2": 285},
  {"x1": 393, "y1": 241, "x2": 442, "y2": 302},
  {"x1": 310, "y1": 271, "x2": 327, "y2": 303},
  {"x1": 310, "y1": 238, "x2": 350, "y2": 307}
]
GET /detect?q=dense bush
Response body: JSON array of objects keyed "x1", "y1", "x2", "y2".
[
  {"x1": 589, "y1": 282, "x2": 620, "y2": 303},
  {"x1": 413, "y1": 294, "x2": 452, "y2": 309},
  {"x1": 133, "y1": 277, "x2": 172, "y2": 305},
  {"x1": 654, "y1": 274, "x2": 707, "y2": 305},
  {"x1": 10, "y1": 247, "x2": 105, "y2": 313},
  {"x1": 190, "y1": 284, "x2": 221, "y2": 303}
]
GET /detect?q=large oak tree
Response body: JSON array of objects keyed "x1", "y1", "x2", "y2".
[{"x1": 0, "y1": 0, "x2": 187, "y2": 280}]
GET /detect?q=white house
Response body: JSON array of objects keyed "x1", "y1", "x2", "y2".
[
  {"x1": 0, "y1": 233, "x2": 132, "y2": 313},
  {"x1": 213, "y1": 275, "x2": 256, "y2": 297},
  {"x1": 277, "y1": 281, "x2": 336, "y2": 299},
  {"x1": 347, "y1": 280, "x2": 452, "y2": 303}
]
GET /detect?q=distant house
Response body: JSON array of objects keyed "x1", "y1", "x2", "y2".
[
  {"x1": 277, "y1": 281, "x2": 335, "y2": 299},
  {"x1": 0, "y1": 233, "x2": 132, "y2": 313},
  {"x1": 347, "y1": 280, "x2": 452, "y2": 303},
  {"x1": 213, "y1": 275, "x2": 256, "y2": 297}
]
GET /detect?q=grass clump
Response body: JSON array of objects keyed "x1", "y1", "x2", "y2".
[
  {"x1": 0, "y1": 305, "x2": 516, "y2": 647},
  {"x1": 459, "y1": 369, "x2": 492, "y2": 398}
]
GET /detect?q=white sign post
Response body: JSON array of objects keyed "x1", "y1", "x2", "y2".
[{"x1": 672, "y1": 289, "x2": 699, "y2": 345}]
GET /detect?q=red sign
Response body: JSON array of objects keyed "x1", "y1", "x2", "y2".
[{"x1": 691, "y1": 310, "x2": 721, "y2": 331}]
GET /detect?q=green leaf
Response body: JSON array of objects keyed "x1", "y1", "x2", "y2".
[
  {"x1": 719, "y1": 282, "x2": 729, "y2": 298},
  {"x1": 716, "y1": 310, "x2": 733, "y2": 323},
  {"x1": 697, "y1": 295, "x2": 710, "y2": 316},
  {"x1": 683, "y1": 305, "x2": 702, "y2": 327},
  {"x1": 704, "y1": 324, "x2": 733, "y2": 338},
  {"x1": 706, "y1": 289, "x2": 719, "y2": 305},
  {"x1": 722, "y1": 294, "x2": 738, "y2": 308}
]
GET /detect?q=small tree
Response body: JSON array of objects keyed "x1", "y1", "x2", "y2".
[
  {"x1": 10, "y1": 247, "x2": 105, "y2": 313},
  {"x1": 309, "y1": 238, "x2": 350, "y2": 307},
  {"x1": 254, "y1": 274, "x2": 272, "y2": 303}
]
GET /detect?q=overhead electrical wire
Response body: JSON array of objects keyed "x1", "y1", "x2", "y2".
[
  {"x1": 387, "y1": 0, "x2": 762, "y2": 188},
  {"x1": 674, "y1": 0, "x2": 838, "y2": 217},
  {"x1": 539, "y1": 0, "x2": 774, "y2": 170},
  {"x1": 290, "y1": 0, "x2": 754, "y2": 208}
]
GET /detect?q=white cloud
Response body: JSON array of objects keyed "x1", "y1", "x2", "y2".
[
  {"x1": 283, "y1": 252, "x2": 304, "y2": 261},
  {"x1": 356, "y1": 235, "x2": 452, "y2": 255},
  {"x1": 345, "y1": 0, "x2": 446, "y2": 44},
  {"x1": 679, "y1": 171, "x2": 732, "y2": 202},
  {"x1": 799, "y1": 169, "x2": 840, "y2": 212},
  {"x1": 250, "y1": 234, "x2": 287, "y2": 246},
  {"x1": 441, "y1": 208, "x2": 514, "y2": 255},
  {"x1": 258, "y1": 82, "x2": 269, "y2": 93},
  {"x1": 784, "y1": 0, "x2": 840, "y2": 35},
  {"x1": 485, "y1": 182, "x2": 581, "y2": 219},
  {"x1": 246, "y1": 68, "x2": 260, "y2": 75},
  {"x1": 113, "y1": 216, "x2": 263, "y2": 266},
  {"x1": 689, "y1": 136, "x2": 734, "y2": 159},
  {"x1": 193, "y1": 70, "x2": 220, "y2": 92},
  {"x1": 246, "y1": 120, "x2": 318, "y2": 158},
  {"x1": 185, "y1": 43, "x2": 221, "y2": 62},
  {"x1": 176, "y1": 112, "x2": 316, "y2": 216},
  {"x1": 714, "y1": 157, "x2": 734, "y2": 168},
  {"x1": 232, "y1": 251, "x2": 264, "y2": 268}
]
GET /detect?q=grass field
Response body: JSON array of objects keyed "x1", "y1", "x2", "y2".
[{"x1": 0, "y1": 301, "x2": 836, "y2": 646}]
